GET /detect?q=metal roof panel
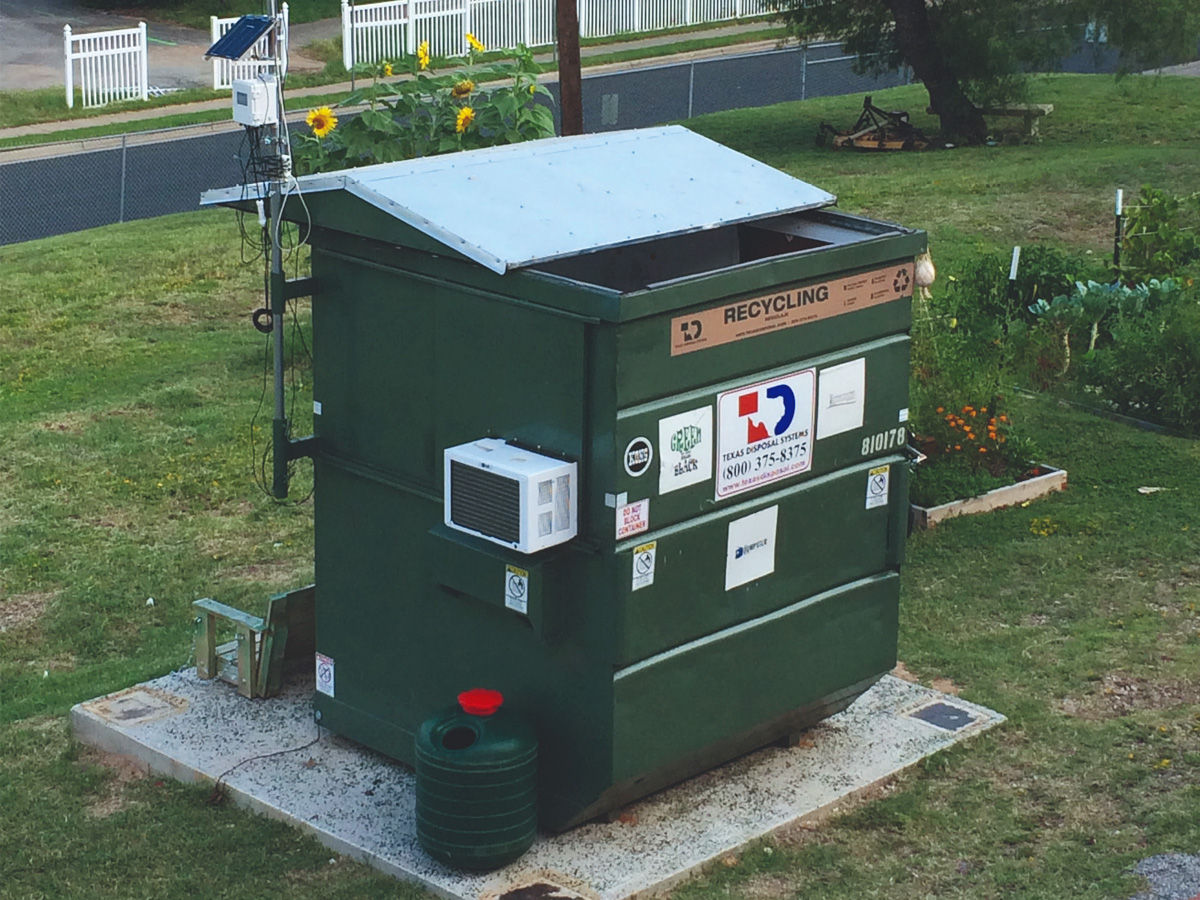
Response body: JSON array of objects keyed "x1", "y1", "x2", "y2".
[{"x1": 201, "y1": 126, "x2": 836, "y2": 274}]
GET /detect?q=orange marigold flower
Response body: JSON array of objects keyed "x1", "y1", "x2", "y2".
[
  {"x1": 1000, "y1": 414, "x2": 1009, "y2": 423},
  {"x1": 979, "y1": 447, "x2": 987, "y2": 453},
  {"x1": 936, "y1": 406, "x2": 945, "y2": 414},
  {"x1": 954, "y1": 444, "x2": 962, "y2": 451},
  {"x1": 980, "y1": 406, "x2": 988, "y2": 414}
]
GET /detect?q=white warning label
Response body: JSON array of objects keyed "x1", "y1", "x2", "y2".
[
  {"x1": 866, "y1": 465, "x2": 890, "y2": 509},
  {"x1": 315, "y1": 653, "x2": 335, "y2": 697},
  {"x1": 504, "y1": 564, "x2": 529, "y2": 614},
  {"x1": 631, "y1": 541, "x2": 657, "y2": 591}
]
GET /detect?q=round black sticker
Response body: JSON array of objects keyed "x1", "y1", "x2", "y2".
[{"x1": 623, "y1": 436, "x2": 654, "y2": 477}]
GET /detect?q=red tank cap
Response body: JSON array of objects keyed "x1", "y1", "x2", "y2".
[{"x1": 458, "y1": 688, "x2": 504, "y2": 716}]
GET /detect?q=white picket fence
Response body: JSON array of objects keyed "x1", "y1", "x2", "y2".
[
  {"x1": 210, "y1": 4, "x2": 290, "y2": 90},
  {"x1": 63, "y1": 22, "x2": 148, "y2": 109},
  {"x1": 342, "y1": 0, "x2": 768, "y2": 67}
]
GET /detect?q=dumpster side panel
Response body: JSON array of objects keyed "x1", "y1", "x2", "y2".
[
  {"x1": 610, "y1": 571, "x2": 900, "y2": 782},
  {"x1": 612, "y1": 455, "x2": 907, "y2": 665}
]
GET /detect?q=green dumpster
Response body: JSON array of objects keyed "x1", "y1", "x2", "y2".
[{"x1": 203, "y1": 126, "x2": 926, "y2": 833}]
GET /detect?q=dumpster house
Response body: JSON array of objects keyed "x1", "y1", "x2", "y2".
[{"x1": 203, "y1": 126, "x2": 927, "y2": 833}]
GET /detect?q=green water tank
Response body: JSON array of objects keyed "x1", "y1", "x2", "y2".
[{"x1": 415, "y1": 689, "x2": 538, "y2": 871}]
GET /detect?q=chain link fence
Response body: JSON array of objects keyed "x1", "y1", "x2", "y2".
[{"x1": 0, "y1": 40, "x2": 1121, "y2": 247}]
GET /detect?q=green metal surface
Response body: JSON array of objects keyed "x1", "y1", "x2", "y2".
[{"x1": 292, "y1": 182, "x2": 924, "y2": 833}]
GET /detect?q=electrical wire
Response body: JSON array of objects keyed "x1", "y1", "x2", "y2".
[{"x1": 208, "y1": 722, "x2": 324, "y2": 804}]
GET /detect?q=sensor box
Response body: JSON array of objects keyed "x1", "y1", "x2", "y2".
[{"x1": 232, "y1": 75, "x2": 278, "y2": 126}]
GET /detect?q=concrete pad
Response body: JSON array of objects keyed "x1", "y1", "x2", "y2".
[{"x1": 72, "y1": 670, "x2": 1003, "y2": 899}]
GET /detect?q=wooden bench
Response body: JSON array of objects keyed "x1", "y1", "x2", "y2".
[
  {"x1": 980, "y1": 103, "x2": 1054, "y2": 139},
  {"x1": 194, "y1": 585, "x2": 315, "y2": 698}
]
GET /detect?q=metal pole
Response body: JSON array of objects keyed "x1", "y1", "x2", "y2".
[
  {"x1": 266, "y1": 0, "x2": 290, "y2": 499},
  {"x1": 118, "y1": 133, "x2": 127, "y2": 223},
  {"x1": 1113, "y1": 188, "x2": 1124, "y2": 275}
]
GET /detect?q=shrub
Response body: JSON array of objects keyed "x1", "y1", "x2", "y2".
[
  {"x1": 1076, "y1": 281, "x2": 1200, "y2": 434},
  {"x1": 292, "y1": 41, "x2": 554, "y2": 175},
  {"x1": 1120, "y1": 186, "x2": 1200, "y2": 285}
]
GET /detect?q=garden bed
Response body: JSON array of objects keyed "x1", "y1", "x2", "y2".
[{"x1": 910, "y1": 464, "x2": 1067, "y2": 529}]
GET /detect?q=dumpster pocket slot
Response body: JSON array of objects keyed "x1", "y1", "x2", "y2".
[{"x1": 428, "y1": 524, "x2": 566, "y2": 638}]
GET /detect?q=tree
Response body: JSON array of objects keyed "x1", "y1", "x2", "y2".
[{"x1": 772, "y1": 0, "x2": 1200, "y2": 144}]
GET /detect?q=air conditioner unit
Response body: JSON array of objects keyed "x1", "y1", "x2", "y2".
[{"x1": 444, "y1": 438, "x2": 578, "y2": 554}]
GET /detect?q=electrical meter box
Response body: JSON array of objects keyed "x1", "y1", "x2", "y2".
[{"x1": 203, "y1": 127, "x2": 926, "y2": 832}]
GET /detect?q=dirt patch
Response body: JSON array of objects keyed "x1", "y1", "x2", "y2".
[
  {"x1": 1058, "y1": 673, "x2": 1200, "y2": 719},
  {"x1": 891, "y1": 661, "x2": 963, "y2": 696},
  {"x1": 221, "y1": 560, "x2": 303, "y2": 582},
  {"x1": 79, "y1": 747, "x2": 149, "y2": 818},
  {"x1": 739, "y1": 872, "x2": 797, "y2": 899},
  {"x1": 0, "y1": 590, "x2": 56, "y2": 632}
]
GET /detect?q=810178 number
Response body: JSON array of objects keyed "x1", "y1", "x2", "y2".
[{"x1": 861, "y1": 426, "x2": 906, "y2": 457}]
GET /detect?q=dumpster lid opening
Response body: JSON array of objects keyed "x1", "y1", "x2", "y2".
[{"x1": 200, "y1": 126, "x2": 836, "y2": 275}]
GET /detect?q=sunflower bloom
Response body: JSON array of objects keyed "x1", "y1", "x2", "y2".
[
  {"x1": 456, "y1": 106, "x2": 475, "y2": 132},
  {"x1": 306, "y1": 106, "x2": 337, "y2": 138},
  {"x1": 466, "y1": 32, "x2": 485, "y2": 52},
  {"x1": 383, "y1": 61, "x2": 394, "y2": 77},
  {"x1": 417, "y1": 40, "x2": 431, "y2": 70},
  {"x1": 451, "y1": 79, "x2": 475, "y2": 98}
]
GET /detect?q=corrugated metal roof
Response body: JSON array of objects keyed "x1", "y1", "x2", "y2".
[{"x1": 201, "y1": 126, "x2": 836, "y2": 274}]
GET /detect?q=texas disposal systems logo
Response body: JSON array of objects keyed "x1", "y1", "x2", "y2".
[{"x1": 715, "y1": 369, "x2": 816, "y2": 499}]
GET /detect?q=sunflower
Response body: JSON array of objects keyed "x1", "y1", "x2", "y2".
[
  {"x1": 306, "y1": 106, "x2": 337, "y2": 138},
  {"x1": 451, "y1": 79, "x2": 475, "y2": 98},
  {"x1": 455, "y1": 106, "x2": 475, "y2": 133},
  {"x1": 416, "y1": 40, "x2": 430, "y2": 70},
  {"x1": 465, "y1": 32, "x2": 485, "y2": 53},
  {"x1": 383, "y1": 61, "x2": 393, "y2": 77}
]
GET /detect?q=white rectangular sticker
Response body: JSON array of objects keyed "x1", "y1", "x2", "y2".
[
  {"x1": 658, "y1": 406, "x2": 713, "y2": 494},
  {"x1": 315, "y1": 653, "x2": 335, "y2": 697},
  {"x1": 616, "y1": 498, "x2": 650, "y2": 540},
  {"x1": 631, "y1": 541, "x2": 657, "y2": 591},
  {"x1": 725, "y1": 506, "x2": 779, "y2": 590},
  {"x1": 313, "y1": 400, "x2": 323, "y2": 415},
  {"x1": 716, "y1": 369, "x2": 815, "y2": 499},
  {"x1": 816, "y1": 358, "x2": 866, "y2": 440},
  {"x1": 866, "y1": 465, "x2": 890, "y2": 509},
  {"x1": 504, "y1": 565, "x2": 529, "y2": 614}
]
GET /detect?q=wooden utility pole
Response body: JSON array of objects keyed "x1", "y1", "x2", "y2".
[{"x1": 555, "y1": 0, "x2": 583, "y2": 134}]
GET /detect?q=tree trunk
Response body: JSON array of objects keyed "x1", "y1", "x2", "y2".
[{"x1": 885, "y1": 0, "x2": 988, "y2": 144}]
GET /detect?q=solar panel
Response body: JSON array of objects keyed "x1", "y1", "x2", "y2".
[{"x1": 205, "y1": 15, "x2": 276, "y2": 61}]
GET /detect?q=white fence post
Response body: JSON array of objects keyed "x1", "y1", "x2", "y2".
[
  {"x1": 138, "y1": 22, "x2": 148, "y2": 101},
  {"x1": 64, "y1": 24, "x2": 74, "y2": 108},
  {"x1": 342, "y1": 0, "x2": 353, "y2": 70},
  {"x1": 211, "y1": 15, "x2": 222, "y2": 89}
]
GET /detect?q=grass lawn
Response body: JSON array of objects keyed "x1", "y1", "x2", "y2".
[{"x1": 2, "y1": 73, "x2": 1199, "y2": 898}]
